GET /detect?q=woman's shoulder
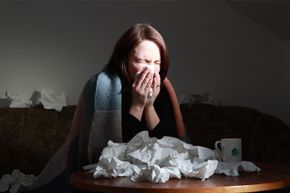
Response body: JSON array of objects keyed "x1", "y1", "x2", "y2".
[
  {"x1": 82, "y1": 73, "x2": 99, "y2": 93},
  {"x1": 83, "y1": 67, "x2": 112, "y2": 88},
  {"x1": 82, "y1": 69, "x2": 106, "y2": 95}
]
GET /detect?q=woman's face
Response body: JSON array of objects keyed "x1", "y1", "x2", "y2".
[{"x1": 128, "y1": 40, "x2": 161, "y2": 82}]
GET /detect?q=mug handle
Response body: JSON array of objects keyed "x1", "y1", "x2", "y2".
[{"x1": 214, "y1": 140, "x2": 223, "y2": 161}]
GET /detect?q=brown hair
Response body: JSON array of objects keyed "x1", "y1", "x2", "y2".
[{"x1": 107, "y1": 23, "x2": 169, "y2": 87}]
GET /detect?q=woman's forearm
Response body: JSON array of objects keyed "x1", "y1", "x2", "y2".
[
  {"x1": 144, "y1": 105, "x2": 160, "y2": 130},
  {"x1": 129, "y1": 105, "x2": 144, "y2": 121}
]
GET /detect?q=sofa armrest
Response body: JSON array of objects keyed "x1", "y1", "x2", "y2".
[{"x1": 263, "y1": 131, "x2": 290, "y2": 164}]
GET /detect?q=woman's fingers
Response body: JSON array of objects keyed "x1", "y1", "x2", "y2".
[
  {"x1": 135, "y1": 69, "x2": 147, "y2": 87},
  {"x1": 141, "y1": 71, "x2": 153, "y2": 89},
  {"x1": 145, "y1": 75, "x2": 154, "y2": 100},
  {"x1": 134, "y1": 69, "x2": 152, "y2": 89},
  {"x1": 146, "y1": 72, "x2": 161, "y2": 105},
  {"x1": 153, "y1": 71, "x2": 160, "y2": 89},
  {"x1": 132, "y1": 68, "x2": 153, "y2": 97}
]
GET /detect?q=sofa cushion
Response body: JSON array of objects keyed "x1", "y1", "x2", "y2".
[{"x1": 0, "y1": 106, "x2": 75, "y2": 176}]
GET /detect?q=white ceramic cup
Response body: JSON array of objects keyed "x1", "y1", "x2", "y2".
[{"x1": 214, "y1": 138, "x2": 242, "y2": 162}]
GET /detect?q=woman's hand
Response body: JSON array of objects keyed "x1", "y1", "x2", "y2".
[
  {"x1": 143, "y1": 71, "x2": 161, "y2": 129},
  {"x1": 129, "y1": 68, "x2": 153, "y2": 120},
  {"x1": 146, "y1": 71, "x2": 161, "y2": 106}
]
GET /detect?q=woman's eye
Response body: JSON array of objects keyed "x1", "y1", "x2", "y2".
[
  {"x1": 136, "y1": 59, "x2": 145, "y2": 63},
  {"x1": 155, "y1": 61, "x2": 161, "y2": 65}
]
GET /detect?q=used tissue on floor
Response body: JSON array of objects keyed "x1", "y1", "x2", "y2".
[{"x1": 0, "y1": 169, "x2": 36, "y2": 193}]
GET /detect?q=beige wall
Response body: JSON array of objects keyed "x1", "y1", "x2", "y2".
[{"x1": 0, "y1": 0, "x2": 288, "y2": 125}]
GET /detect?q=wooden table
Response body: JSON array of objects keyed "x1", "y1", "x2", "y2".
[{"x1": 70, "y1": 162, "x2": 290, "y2": 193}]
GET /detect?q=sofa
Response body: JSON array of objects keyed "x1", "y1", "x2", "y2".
[
  {"x1": 1, "y1": 103, "x2": 290, "y2": 188},
  {"x1": 180, "y1": 103, "x2": 290, "y2": 164},
  {"x1": 0, "y1": 105, "x2": 75, "y2": 177}
]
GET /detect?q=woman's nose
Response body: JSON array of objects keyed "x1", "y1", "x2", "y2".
[{"x1": 146, "y1": 64, "x2": 155, "y2": 73}]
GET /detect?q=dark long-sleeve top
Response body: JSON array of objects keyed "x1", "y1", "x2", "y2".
[{"x1": 122, "y1": 86, "x2": 178, "y2": 142}]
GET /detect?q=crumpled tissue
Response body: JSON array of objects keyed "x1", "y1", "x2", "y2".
[
  {"x1": 84, "y1": 131, "x2": 218, "y2": 183},
  {"x1": 215, "y1": 161, "x2": 261, "y2": 176},
  {"x1": 0, "y1": 169, "x2": 36, "y2": 193},
  {"x1": 5, "y1": 91, "x2": 32, "y2": 108},
  {"x1": 135, "y1": 66, "x2": 155, "y2": 103},
  {"x1": 84, "y1": 131, "x2": 261, "y2": 183},
  {"x1": 38, "y1": 88, "x2": 67, "y2": 112},
  {"x1": 4, "y1": 89, "x2": 67, "y2": 112}
]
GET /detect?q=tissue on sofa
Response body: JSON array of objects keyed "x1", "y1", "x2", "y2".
[{"x1": 38, "y1": 88, "x2": 67, "y2": 112}]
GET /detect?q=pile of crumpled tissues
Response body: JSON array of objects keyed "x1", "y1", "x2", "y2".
[
  {"x1": 5, "y1": 88, "x2": 67, "y2": 112},
  {"x1": 0, "y1": 169, "x2": 36, "y2": 193},
  {"x1": 84, "y1": 131, "x2": 261, "y2": 183}
]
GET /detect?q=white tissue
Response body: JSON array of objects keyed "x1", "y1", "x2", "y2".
[
  {"x1": 38, "y1": 88, "x2": 67, "y2": 112},
  {"x1": 215, "y1": 161, "x2": 261, "y2": 176},
  {"x1": 4, "y1": 89, "x2": 67, "y2": 111},
  {"x1": 147, "y1": 65, "x2": 155, "y2": 74},
  {"x1": 135, "y1": 66, "x2": 155, "y2": 80},
  {"x1": 147, "y1": 66, "x2": 155, "y2": 102},
  {"x1": 0, "y1": 169, "x2": 36, "y2": 193},
  {"x1": 84, "y1": 131, "x2": 218, "y2": 183},
  {"x1": 84, "y1": 132, "x2": 262, "y2": 183},
  {"x1": 5, "y1": 91, "x2": 31, "y2": 108},
  {"x1": 135, "y1": 66, "x2": 155, "y2": 103}
]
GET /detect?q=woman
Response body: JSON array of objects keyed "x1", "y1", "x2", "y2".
[
  {"x1": 109, "y1": 23, "x2": 185, "y2": 141},
  {"x1": 29, "y1": 23, "x2": 185, "y2": 193}
]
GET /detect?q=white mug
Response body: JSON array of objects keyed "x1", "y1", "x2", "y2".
[{"x1": 214, "y1": 138, "x2": 242, "y2": 162}]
